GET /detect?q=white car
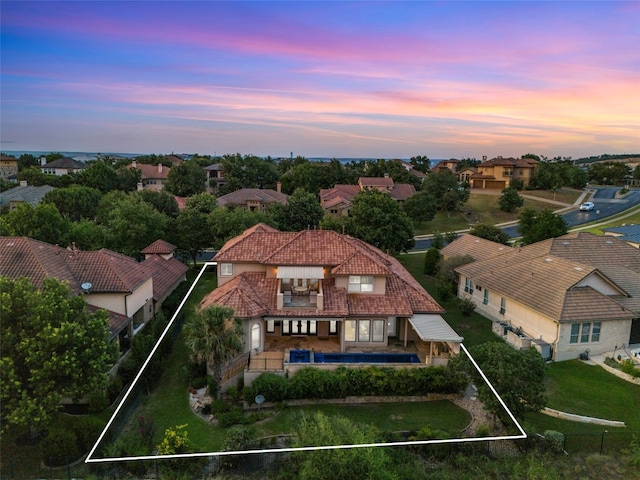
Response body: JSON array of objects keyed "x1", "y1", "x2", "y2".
[{"x1": 579, "y1": 201, "x2": 595, "y2": 211}]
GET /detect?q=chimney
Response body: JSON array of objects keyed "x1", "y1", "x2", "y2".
[
  {"x1": 158, "y1": 164, "x2": 163, "y2": 173},
  {"x1": 19, "y1": 180, "x2": 27, "y2": 187},
  {"x1": 482, "y1": 156, "x2": 487, "y2": 162},
  {"x1": 55, "y1": 244, "x2": 59, "y2": 255},
  {"x1": 137, "y1": 182, "x2": 143, "y2": 191},
  {"x1": 132, "y1": 160, "x2": 137, "y2": 168},
  {"x1": 276, "y1": 181, "x2": 281, "y2": 193},
  {"x1": 384, "y1": 173, "x2": 389, "y2": 178},
  {"x1": 40, "y1": 157, "x2": 46, "y2": 166}
]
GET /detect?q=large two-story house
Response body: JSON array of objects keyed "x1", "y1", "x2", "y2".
[
  {"x1": 201, "y1": 224, "x2": 462, "y2": 386},
  {"x1": 445, "y1": 232, "x2": 640, "y2": 361},
  {"x1": 469, "y1": 156, "x2": 538, "y2": 189}
]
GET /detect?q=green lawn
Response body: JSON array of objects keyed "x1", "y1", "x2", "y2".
[
  {"x1": 256, "y1": 400, "x2": 470, "y2": 439},
  {"x1": 414, "y1": 189, "x2": 577, "y2": 236}
]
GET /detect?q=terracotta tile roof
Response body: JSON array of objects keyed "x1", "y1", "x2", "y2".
[
  {"x1": 482, "y1": 157, "x2": 519, "y2": 166},
  {"x1": 141, "y1": 239, "x2": 177, "y2": 255},
  {"x1": 0, "y1": 237, "x2": 152, "y2": 294},
  {"x1": 217, "y1": 188, "x2": 288, "y2": 207},
  {"x1": 389, "y1": 183, "x2": 416, "y2": 200},
  {"x1": 206, "y1": 226, "x2": 443, "y2": 319},
  {"x1": 87, "y1": 305, "x2": 130, "y2": 340},
  {"x1": 440, "y1": 234, "x2": 513, "y2": 262},
  {"x1": 141, "y1": 255, "x2": 188, "y2": 301}
]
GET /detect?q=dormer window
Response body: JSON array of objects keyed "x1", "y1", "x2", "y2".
[{"x1": 348, "y1": 275, "x2": 373, "y2": 292}]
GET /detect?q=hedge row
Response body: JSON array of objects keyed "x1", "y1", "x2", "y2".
[{"x1": 244, "y1": 365, "x2": 468, "y2": 404}]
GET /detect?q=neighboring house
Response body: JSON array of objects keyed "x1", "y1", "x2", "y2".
[
  {"x1": 0, "y1": 154, "x2": 19, "y2": 181},
  {"x1": 0, "y1": 237, "x2": 187, "y2": 354},
  {"x1": 398, "y1": 160, "x2": 427, "y2": 181},
  {"x1": 202, "y1": 224, "x2": 462, "y2": 387},
  {"x1": 603, "y1": 224, "x2": 640, "y2": 249},
  {"x1": 320, "y1": 175, "x2": 416, "y2": 216},
  {"x1": 127, "y1": 161, "x2": 171, "y2": 191},
  {"x1": 216, "y1": 185, "x2": 287, "y2": 211},
  {"x1": 165, "y1": 154, "x2": 184, "y2": 166},
  {"x1": 141, "y1": 241, "x2": 189, "y2": 313},
  {"x1": 0, "y1": 182, "x2": 54, "y2": 210},
  {"x1": 440, "y1": 233, "x2": 513, "y2": 263},
  {"x1": 204, "y1": 163, "x2": 225, "y2": 193},
  {"x1": 457, "y1": 167, "x2": 477, "y2": 184},
  {"x1": 450, "y1": 232, "x2": 640, "y2": 361},
  {"x1": 470, "y1": 156, "x2": 538, "y2": 189},
  {"x1": 40, "y1": 157, "x2": 87, "y2": 175},
  {"x1": 432, "y1": 158, "x2": 460, "y2": 173}
]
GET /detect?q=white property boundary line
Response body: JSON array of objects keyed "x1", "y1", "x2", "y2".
[{"x1": 86, "y1": 264, "x2": 526, "y2": 464}]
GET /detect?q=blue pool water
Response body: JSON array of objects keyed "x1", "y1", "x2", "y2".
[{"x1": 289, "y1": 350, "x2": 420, "y2": 364}]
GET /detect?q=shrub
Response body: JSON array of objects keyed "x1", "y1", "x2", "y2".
[
  {"x1": 190, "y1": 376, "x2": 208, "y2": 389},
  {"x1": 217, "y1": 408, "x2": 245, "y2": 428},
  {"x1": 543, "y1": 430, "x2": 565, "y2": 454},
  {"x1": 620, "y1": 359, "x2": 640, "y2": 378},
  {"x1": 88, "y1": 389, "x2": 110, "y2": 413},
  {"x1": 40, "y1": 427, "x2": 81, "y2": 467},
  {"x1": 423, "y1": 247, "x2": 441, "y2": 275},
  {"x1": 73, "y1": 416, "x2": 107, "y2": 452},
  {"x1": 458, "y1": 297, "x2": 477, "y2": 317},
  {"x1": 210, "y1": 399, "x2": 232, "y2": 414},
  {"x1": 245, "y1": 372, "x2": 288, "y2": 403}
]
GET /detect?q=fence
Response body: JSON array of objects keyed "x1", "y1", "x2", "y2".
[{"x1": 563, "y1": 430, "x2": 638, "y2": 455}]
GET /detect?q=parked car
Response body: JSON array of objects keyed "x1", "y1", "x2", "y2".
[{"x1": 579, "y1": 201, "x2": 595, "y2": 211}]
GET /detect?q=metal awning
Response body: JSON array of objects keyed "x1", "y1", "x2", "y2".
[
  {"x1": 277, "y1": 266, "x2": 324, "y2": 279},
  {"x1": 408, "y1": 314, "x2": 464, "y2": 343}
]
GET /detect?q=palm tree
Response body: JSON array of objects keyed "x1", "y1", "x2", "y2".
[{"x1": 183, "y1": 305, "x2": 244, "y2": 399}]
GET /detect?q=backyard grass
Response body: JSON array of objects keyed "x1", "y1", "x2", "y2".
[{"x1": 255, "y1": 400, "x2": 471, "y2": 440}]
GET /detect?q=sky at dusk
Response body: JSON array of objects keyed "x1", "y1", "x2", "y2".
[{"x1": 1, "y1": 1, "x2": 639, "y2": 159}]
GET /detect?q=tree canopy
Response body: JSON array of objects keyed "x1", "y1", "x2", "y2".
[
  {"x1": 0, "y1": 202, "x2": 70, "y2": 245},
  {"x1": 348, "y1": 189, "x2": 415, "y2": 253},
  {"x1": 468, "y1": 224, "x2": 511, "y2": 245},
  {"x1": 517, "y1": 208, "x2": 568, "y2": 245},
  {"x1": 164, "y1": 161, "x2": 207, "y2": 197},
  {"x1": 42, "y1": 185, "x2": 103, "y2": 222},
  {"x1": 402, "y1": 189, "x2": 437, "y2": 225},
  {"x1": 452, "y1": 342, "x2": 547, "y2": 420},
  {"x1": 498, "y1": 187, "x2": 524, "y2": 213},
  {"x1": 0, "y1": 276, "x2": 112, "y2": 433},
  {"x1": 423, "y1": 170, "x2": 470, "y2": 212},
  {"x1": 268, "y1": 188, "x2": 324, "y2": 231}
]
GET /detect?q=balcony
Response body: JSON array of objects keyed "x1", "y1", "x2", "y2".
[{"x1": 277, "y1": 279, "x2": 323, "y2": 310}]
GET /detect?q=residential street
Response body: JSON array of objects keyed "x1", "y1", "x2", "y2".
[{"x1": 413, "y1": 187, "x2": 640, "y2": 251}]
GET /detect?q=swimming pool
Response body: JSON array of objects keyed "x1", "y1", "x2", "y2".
[{"x1": 289, "y1": 350, "x2": 420, "y2": 364}]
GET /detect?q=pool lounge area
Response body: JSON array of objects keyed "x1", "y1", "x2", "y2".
[{"x1": 289, "y1": 349, "x2": 421, "y2": 364}]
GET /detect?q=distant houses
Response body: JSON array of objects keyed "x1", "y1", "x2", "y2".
[
  {"x1": 0, "y1": 182, "x2": 54, "y2": 210},
  {"x1": 127, "y1": 160, "x2": 171, "y2": 191},
  {"x1": 40, "y1": 157, "x2": 87, "y2": 176}
]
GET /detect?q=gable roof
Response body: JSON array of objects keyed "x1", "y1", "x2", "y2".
[
  {"x1": 127, "y1": 162, "x2": 170, "y2": 180},
  {"x1": 217, "y1": 188, "x2": 287, "y2": 207},
  {"x1": 440, "y1": 233, "x2": 513, "y2": 262}
]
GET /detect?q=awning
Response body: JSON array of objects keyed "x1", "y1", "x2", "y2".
[
  {"x1": 408, "y1": 314, "x2": 464, "y2": 343},
  {"x1": 277, "y1": 266, "x2": 324, "y2": 279}
]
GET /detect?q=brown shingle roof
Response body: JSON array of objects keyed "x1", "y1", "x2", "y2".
[
  {"x1": 217, "y1": 188, "x2": 288, "y2": 207},
  {"x1": 440, "y1": 233, "x2": 513, "y2": 262},
  {"x1": 128, "y1": 162, "x2": 170, "y2": 180},
  {"x1": 456, "y1": 232, "x2": 639, "y2": 321}
]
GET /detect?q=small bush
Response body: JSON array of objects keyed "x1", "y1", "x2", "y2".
[
  {"x1": 88, "y1": 389, "x2": 110, "y2": 413},
  {"x1": 190, "y1": 376, "x2": 208, "y2": 389},
  {"x1": 73, "y1": 416, "x2": 107, "y2": 452},
  {"x1": 40, "y1": 427, "x2": 81, "y2": 467},
  {"x1": 620, "y1": 359, "x2": 640, "y2": 378},
  {"x1": 544, "y1": 430, "x2": 565, "y2": 454},
  {"x1": 218, "y1": 408, "x2": 245, "y2": 428},
  {"x1": 475, "y1": 423, "x2": 492, "y2": 437},
  {"x1": 458, "y1": 297, "x2": 476, "y2": 317},
  {"x1": 424, "y1": 247, "x2": 441, "y2": 275},
  {"x1": 210, "y1": 399, "x2": 232, "y2": 414}
]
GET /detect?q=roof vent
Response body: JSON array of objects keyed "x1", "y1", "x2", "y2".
[
  {"x1": 574, "y1": 267, "x2": 583, "y2": 271},
  {"x1": 544, "y1": 258, "x2": 552, "y2": 262},
  {"x1": 81, "y1": 282, "x2": 92, "y2": 293},
  {"x1": 562, "y1": 241, "x2": 570, "y2": 246},
  {"x1": 606, "y1": 240, "x2": 613, "y2": 244}
]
